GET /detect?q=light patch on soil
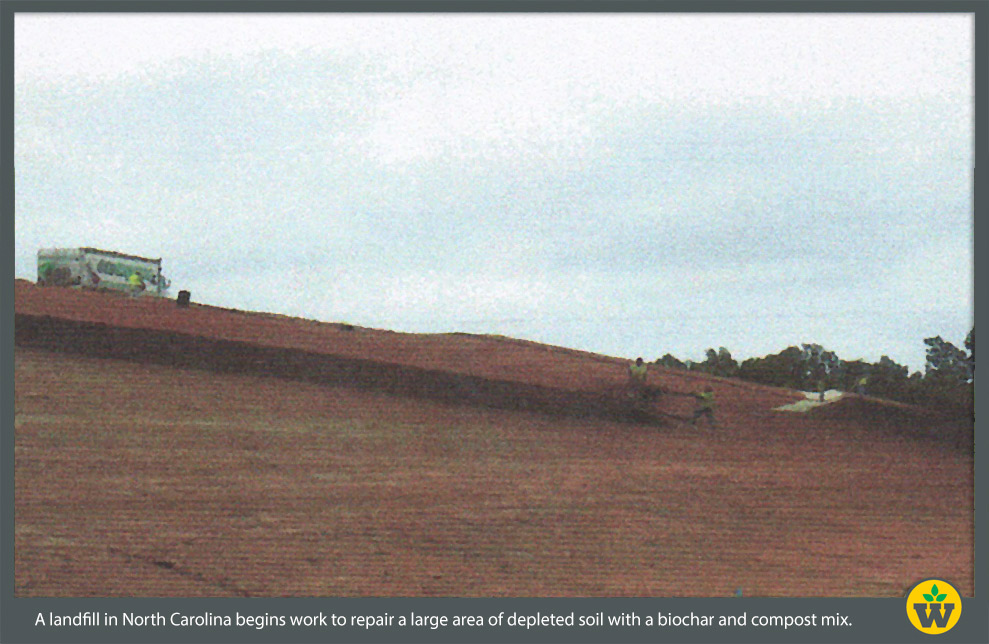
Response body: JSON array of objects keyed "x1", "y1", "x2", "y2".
[{"x1": 775, "y1": 390, "x2": 845, "y2": 412}]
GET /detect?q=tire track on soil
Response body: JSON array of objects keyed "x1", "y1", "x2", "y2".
[{"x1": 106, "y1": 547, "x2": 252, "y2": 597}]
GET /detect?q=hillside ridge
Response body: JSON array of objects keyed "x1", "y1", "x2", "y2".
[{"x1": 15, "y1": 279, "x2": 943, "y2": 430}]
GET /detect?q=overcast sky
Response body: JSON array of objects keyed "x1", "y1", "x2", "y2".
[{"x1": 14, "y1": 13, "x2": 974, "y2": 373}]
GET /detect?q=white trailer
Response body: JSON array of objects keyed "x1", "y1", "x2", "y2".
[{"x1": 37, "y1": 247, "x2": 171, "y2": 296}]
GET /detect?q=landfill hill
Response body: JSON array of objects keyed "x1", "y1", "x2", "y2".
[{"x1": 12, "y1": 279, "x2": 974, "y2": 597}]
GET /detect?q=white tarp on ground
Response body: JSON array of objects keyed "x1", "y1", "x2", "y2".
[{"x1": 774, "y1": 390, "x2": 845, "y2": 412}]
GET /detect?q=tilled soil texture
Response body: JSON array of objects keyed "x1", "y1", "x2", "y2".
[{"x1": 13, "y1": 282, "x2": 974, "y2": 597}]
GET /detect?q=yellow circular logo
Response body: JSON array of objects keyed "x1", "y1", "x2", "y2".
[{"x1": 906, "y1": 579, "x2": 962, "y2": 634}]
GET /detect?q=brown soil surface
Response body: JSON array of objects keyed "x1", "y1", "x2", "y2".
[{"x1": 13, "y1": 281, "x2": 974, "y2": 597}]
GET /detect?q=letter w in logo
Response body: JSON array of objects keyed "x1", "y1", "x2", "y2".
[{"x1": 912, "y1": 603, "x2": 955, "y2": 628}]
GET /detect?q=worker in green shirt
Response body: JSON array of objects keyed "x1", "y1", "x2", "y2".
[{"x1": 691, "y1": 386, "x2": 716, "y2": 426}]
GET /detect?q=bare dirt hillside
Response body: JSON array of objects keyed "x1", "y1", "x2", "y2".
[{"x1": 13, "y1": 281, "x2": 974, "y2": 597}]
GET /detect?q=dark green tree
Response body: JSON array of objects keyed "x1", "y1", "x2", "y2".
[
  {"x1": 868, "y1": 355, "x2": 910, "y2": 400},
  {"x1": 838, "y1": 359, "x2": 871, "y2": 392},
  {"x1": 924, "y1": 335, "x2": 970, "y2": 382},
  {"x1": 800, "y1": 344, "x2": 843, "y2": 391},
  {"x1": 655, "y1": 353, "x2": 687, "y2": 370},
  {"x1": 696, "y1": 347, "x2": 739, "y2": 378},
  {"x1": 919, "y1": 334, "x2": 974, "y2": 414},
  {"x1": 738, "y1": 346, "x2": 805, "y2": 389}
]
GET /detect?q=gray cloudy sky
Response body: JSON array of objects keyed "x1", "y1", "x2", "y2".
[{"x1": 14, "y1": 13, "x2": 974, "y2": 372}]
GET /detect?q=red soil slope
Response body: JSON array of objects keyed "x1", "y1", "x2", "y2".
[
  {"x1": 13, "y1": 280, "x2": 804, "y2": 420},
  {"x1": 13, "y1": 281, "x2": 974, "y2": 597}
]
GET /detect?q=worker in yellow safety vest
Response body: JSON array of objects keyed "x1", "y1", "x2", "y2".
[
  {"x1": 691, "y1": 386, "x2": 716, "y2": 426},
  {"x1": 628, "y1": 357, "x2": 648, "y2": 382},
  {"x1": 627, "y1": 357, "x2": 649, "y2": 400}
]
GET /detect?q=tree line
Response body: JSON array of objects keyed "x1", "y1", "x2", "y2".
[{"x1": 654, "y1": 329, "x2": 974, "y2": 415}]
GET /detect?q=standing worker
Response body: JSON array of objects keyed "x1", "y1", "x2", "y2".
[
  {"x1": 691, "y1": 385, "x2": 716, "y2": 427},
  {"x1": 856, "y1": 375, "x2": 868, "y2": 396},
  {"x1": 628, "y1": 357, "x2": 649, "y2": 399},
  {"x1": 128, "y1": 271, "x2": 146, "y2": 296}
]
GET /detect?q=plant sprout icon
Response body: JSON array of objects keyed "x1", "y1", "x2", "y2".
[{"x1": 923, "y1": 584, "x2": 947, "y2": 603}]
